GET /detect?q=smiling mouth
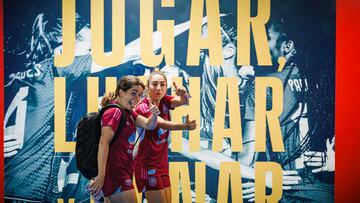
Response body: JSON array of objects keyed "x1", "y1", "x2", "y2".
[{"x1": 129, "y1": 100, "x2": 138, "y2": 108}]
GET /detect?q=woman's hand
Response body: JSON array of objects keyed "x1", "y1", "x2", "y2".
[
  {"x1": 88, "y1": 175, "x2": 105, "y2": 196},
  {"x1": 173, "y1": 82, "x2": 188, "y2": 97},
  {"x1": 149, "y1": 98, "x2": 160, "y2": 118},
  {"x1": 183, "y1": 114, "x2": 197, "y2": 130}
]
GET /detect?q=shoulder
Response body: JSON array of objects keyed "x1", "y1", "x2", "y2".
[
  {"x1": 102, "y1": 106, "x2": 123, "y2": 121},
  {"x1": 161, "y1": 95, "x2": 175, "y2": 110},
  {"x1": 162, "y1": 95, "x2": 174, "y2": 103},
  {"x1": 135, "y1": 99, "x2": 150, "y2": 114}
]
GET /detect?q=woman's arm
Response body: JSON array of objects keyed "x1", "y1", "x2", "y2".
[
  {"x1": 157, "y1": 114, "x2": 196, "y2": 131},
  {"x1": 89, "y1": 126, "x2": 114, "y2": 195},
  {"x1": 135, "y1": 104, "x2": 160, "y2": 130}
]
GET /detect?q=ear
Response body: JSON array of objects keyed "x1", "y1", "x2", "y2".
[
  {"x1": 281, "y1": 40, "x2": 295, "y2": 56},
  {"x1": 223, "y1": 42, "x2": 236, "y2": 60},
  {"x1": 118, "y1": 89, "x2": 125, "y2": 98}
]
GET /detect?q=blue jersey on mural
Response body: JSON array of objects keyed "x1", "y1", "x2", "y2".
[{"x1": 4, "y1": 55, "x2": 92, "y2": 201}]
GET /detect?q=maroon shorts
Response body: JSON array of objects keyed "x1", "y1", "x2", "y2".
[
  {"x1": 103, "y1": 177, "x2": 134, "y2": 197},
  {"x1": 135, "y1": 167, "x2": 170, "y2": 192}
]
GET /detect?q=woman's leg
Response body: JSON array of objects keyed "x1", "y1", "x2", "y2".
[
  {"x1": 145, "y1": 189, "x2": 166, "y2": 203},
  {"x1": 164, "y1": 187, "x2": 172, "y2": 203},
  {"x1": 107, "y1": 189, "x2": 137, "y2": 203}
]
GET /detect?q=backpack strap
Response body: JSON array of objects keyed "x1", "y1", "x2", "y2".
[
  {"x1": 99, "y1": 104, "x2": 127, "y2": 145},
  {"x1": 112, "y1": 107, "x2": 127, "y2": 144},
  {"x1": 134, "y1": 128, "x2": 144, "y2": 146}
]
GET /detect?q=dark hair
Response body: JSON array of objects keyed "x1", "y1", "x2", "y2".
[
  {"x1": 101, "y1": 76, "x2": 145, "y2": 107},
  {"x1": 266, "y1": 18, "x2": 305, "y2": 59},
  {"x1": 116, "y1": 75, "x2": 145, "y2": 97},
  {"x1": 26, "y1": 13, "x2": 88, "y2": 66}
]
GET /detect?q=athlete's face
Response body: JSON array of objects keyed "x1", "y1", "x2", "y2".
[
  {"x1": 267, "y1": 25, "x2": 286, "y2": 64},
  {"x1": 120, "y1": 85, "x2": 144, "y2": 110},
  {"x1": 148, "y1": 74, "x2": 167, "y2": 101}
]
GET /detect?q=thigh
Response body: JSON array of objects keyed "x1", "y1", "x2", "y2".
[
  {"x1": 145, "y1": 189, "x2": 167, "y2": 203},
  {"x1": 160, "y1": 174, "x2": 171, "y2": 203},
  {"x1": 108, "y1": 189, "x2": 137, "y2": 203},
  {"x1": 164, "y1": 187, "x2": 172, "y2": 203}
]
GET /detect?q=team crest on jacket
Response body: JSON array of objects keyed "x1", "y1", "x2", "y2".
[
  {"x1": 128, "y1": 132, "x2": 136, "y2": 144},
  {"x1": 157, "y1": 128, "x2": 165, "y2": 138},
  {"x1": 148, "y1": 176, "x2": 157, "y2": 187},
  {"x1": 124, "y1": 178, "x2": 132, "y2": 187},
  {"x1": 162, "y1": 104, "x2": 169, "y2": 114}
]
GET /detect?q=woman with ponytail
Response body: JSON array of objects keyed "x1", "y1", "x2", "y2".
[{"x1": 89, "y1": 75, "x2": 160, "y2": 203}]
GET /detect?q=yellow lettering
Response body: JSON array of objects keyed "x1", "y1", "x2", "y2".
[
  {"x1": 105, "y1": 77, "x2": 117, "y2": 95},
  {"x1": 237, "y1": 0, "x2": 271, "y2": 65},
  {"x1": 140, "y1": 0, "x2": 174, "y2": 66},
  {"x1": 170, "y1": 162, "x2": 192, "y2": 203},
  {"x1": 217, "y1": 162, "x2": 243, "y2": 203},
  {"x1": 213, "y1": 77, "x2": 242, "y2": 152},
  {"x1": 54, "y1": 77, "x2": 75, "y2": 152},
  {"x1": 133, "y1": 176, "x2": 143, "y2": 203},
  {"x1": 138, "y1": 75, "x2": 148, "y2": 86},
  {"x1": 187, "y1": 0, "x2": 222, "y2": 65},
  {"x1": 54, "y1": 0, "x2": 75, "y2": 67},
  {"x1": 195, "y1": 162, "x2": 206, "y2": 203},
  {"x1": 171, "y1": 77, "x2": 201, "y2": 152},
  {"x1": 255, "y1": 162, "x2": 283, "y2": 203},
  {"x1": 255, "y1": 77, "x2": 284, "y2": 152},
  {"x1": 57, "y1": 199, "x2": 74, "y2": 203},
  {"x1": 162, "y1": 0, "x2": 174, "y2": 7},
  {"x1": 91, "y1": 0, "x2": 125, "y2": 67}
]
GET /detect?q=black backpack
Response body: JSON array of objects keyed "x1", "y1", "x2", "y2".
[{"x1": 75, "y1": 104, "x2": 126, "y2": 179}]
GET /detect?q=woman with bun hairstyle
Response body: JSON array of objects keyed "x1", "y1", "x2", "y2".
[
  {"x1": 134, "y1": 71, "x2": 196, "y2": 203},
  {"x1": 88, "y1": 75, "x2": 160, "y2": 203}
]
